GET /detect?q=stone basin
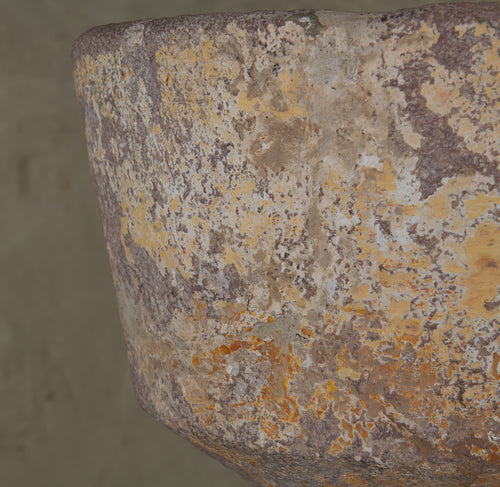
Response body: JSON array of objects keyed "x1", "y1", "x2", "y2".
[{"x1": 73, "y1": 3, "x2": 500, "y2": 486}]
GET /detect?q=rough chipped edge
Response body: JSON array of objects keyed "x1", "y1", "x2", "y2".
[
  {"x1": 71, "y1": 3, "x2": 499, "y2": 66},
  {"x1": 72, "y1": 10, "x2": 301, "y2": 65}
]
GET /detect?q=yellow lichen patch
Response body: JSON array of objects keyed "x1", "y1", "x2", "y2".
[
  {"x1": 276, "y1": 69, "x2": 307, "y2": 111},
  {"x1": 300, "y1": 323, "x2": 315, "y2": 339},
  {"x1": 373, "y1": 161, "x2": 398, "y2": 192},
  {"x1": 460, "y1": 220, "x2": 500, "y2": 319},
  {"x1": 285, "y1": 214, "x2": 305, "y2": 239},
  {"x1": 218, "y1": 302, "x2": 248, "y2": 327},
  {"x1": 379, "y1": 265, "x2": 419, "y2": 288},
  {"x1": 423, "y1": 175, "x2": 489, "y2": 233},
  {"x1": 464, "y1": 189, "x2": 500, "y2": 220},
  {"x1": 418, "y1": 30, "x2": 500, "y2": 160},
  {"x1": 222, "y1": 246, "x2": 245, "y2": 273},
  {"x1": 307, "y1": 381, "x2": 338, "y2": 418},
  {"x1": 201, "y1": 40, "x2": 241, "y2": 81},
  {"x1": 424, "y1": 186, "x2": 456, "y2": 221},
  {"x1": 170, "y1": 196, "x2": 181, "y2": 212},
  {"x1": 202, "y1": 336, "x2": 303, "y2": 441},
  {"x1": 237, "y1": 66, "x2": 308, "y2": 122},
  {"x1": 231, "y1": 178, "x2": 256, "y2": 200},
  {"x1": 474, "y1": 20, "x2": 491, "y2": 37},
  {"x1": 440, "y1": 239, "x2": 468, "y2": 274},
  {"x1": 454, "y1": 24, "x2": 470, "y2": 38},
  {"x1": 156, "y1": 37, "x2": 240, "y2": 137},
  {"x1": 280, "y1": 284, "x2": 307, "y2": 308},
  {"x1": 352, "y1": 283, "x2": 370, "y2": 300},
  {"x1": 399, "y1": 319, "x2": 424, "y2": 345},
  {"x1": 484, "y1": 34, "x2": 500, "y2": 71},
  {"x1": 400, "y1": 119, "x2": 423, "y2": 149},
  {"x1": 120, "y1": 188, "x2": 164, "y2": 255},
  {"x1": 239, "y1": 211, "x2": 273, "y2": 248},
  {"x1": 336, "y1": 362, "x2": 361, "y2": 382},
  {"x1": 471, "y1": 445, "x2": 490, "y2": 461},
  {"x1": 387, "y1": 297, "x2": 410, "y2": 317},
  {"x1": 254, "y1": 344, "x2": 302, "y2": 439},
  {"x1": 329, "y1": 435, "x2": 353, "y2": 456},
  {"x1": 388, "y1": 19, "x2": 440, "y2": 56},
  {"x1": 422, "y1": 73, "x2": 460, "y2": 116}
]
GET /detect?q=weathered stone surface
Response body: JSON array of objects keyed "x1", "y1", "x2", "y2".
[{"x1": 73, "y1": 3, "x2": 500, "y2": 486}]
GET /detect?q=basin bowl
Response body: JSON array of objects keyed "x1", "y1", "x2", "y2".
[{"x1": 73, "y1": 3, "x2": 500, "y2": 485}]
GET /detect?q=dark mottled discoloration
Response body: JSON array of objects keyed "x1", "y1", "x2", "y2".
[
  {"x1": 286, "y1": 12, "x2": 325, "y2": 38},
  {"x1": 300, "y1": 407, "x2": 341, "y2": 456},
  {"x1": 74, "y1": 4, "x2": 500, "y2": 487},
  {"x1": 373, "y1": 3, "x2": 500, "y2": 199},
  {"x1": 398, "y1": 46, "x2": 498, "y2": 199}
]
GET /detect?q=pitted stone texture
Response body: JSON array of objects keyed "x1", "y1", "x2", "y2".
[{"x1": 74, "y1": 4, "x2": 500, "y2": 486}]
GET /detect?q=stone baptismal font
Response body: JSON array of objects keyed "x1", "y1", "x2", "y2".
[{"x1": 74, "y1": 3, "x2": 499, "y2": 485}]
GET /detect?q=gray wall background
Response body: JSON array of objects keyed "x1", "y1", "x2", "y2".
[{"x1": 0, "y1": 0, "x2": 485, "y2": 486}]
